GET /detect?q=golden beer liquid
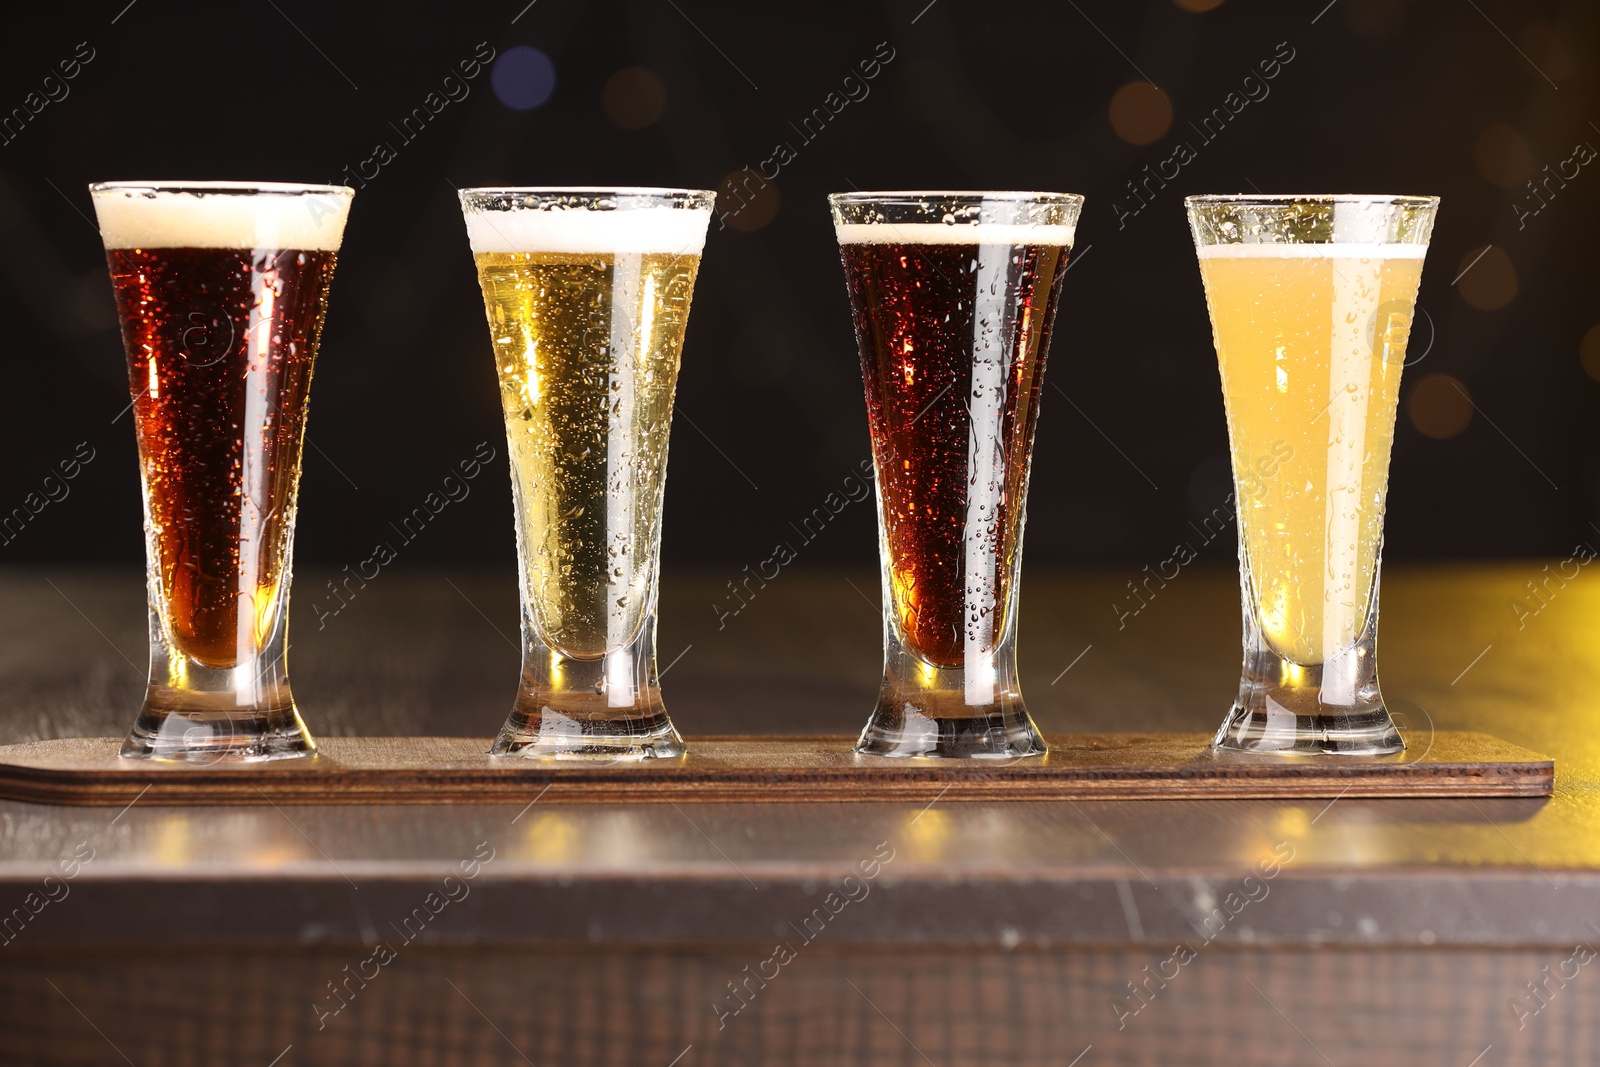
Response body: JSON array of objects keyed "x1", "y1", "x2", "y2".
[
  {"x1": 475, "y1": 250, "x2": 699, "y2": 660},
  {"x1": 1198, "y1": 246, "x2": 1423, "y2": 665}
]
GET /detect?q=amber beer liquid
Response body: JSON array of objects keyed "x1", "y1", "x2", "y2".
[
  {"x1": 92, "y1": 182, "x2": 352, "y2": 761},
  {"x1": 461, "y1": 188, "x2": 714, "y2": 760},
  {"x1": 832, "y1": 192, "x2": 1082, "y2": 759}
]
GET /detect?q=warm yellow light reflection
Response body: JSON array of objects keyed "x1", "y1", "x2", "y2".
[
  {"x1": 252, "y1": 580, "x2": 281, "y2": 650},
  {"x1": 247, "y1": 845, "x2": 302, "y2": 868},
  {"x1": 153, "y1": 813, "x2": 193, "y2": 866},
  {"x1": 521, "y1": 338, "x2": 541, "y2": 410},
  {"x1": 901, "y1": 808, "x2": 949, "y2": 860},
  {"x1": 1259, "y1": 582, "x2": 1291, "y2": 657},
  {"x1": 519, "y1": 811, "x2": 577, "y2": 863},
  {"x1": 637, "y1": 273, "x2": 657, "y2": 353},
  {"x1": 1273, "y1": 807, "x2": 1311, "y2": 839},
  {"x1": 166, "y1": 647, "x2": 188, "y2": 687}
]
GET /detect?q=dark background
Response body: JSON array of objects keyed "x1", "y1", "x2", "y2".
[{"x1": 0, "y1": 0, "x2": 1595, "y2": 578}]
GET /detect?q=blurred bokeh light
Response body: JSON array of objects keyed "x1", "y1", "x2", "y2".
[
  {"x1": 602, "y1": 67, "x2": 666, "y2": 130},
  {"x1": 1456, "y1": 246, "x2": 1518, "y2": 311},
  {"x1": 1109, "y1": 81, "x2": 1172, "y2": 146},
  {"x1": 492, "y1": 45, "x2": 557, "y2": 111},
  {"x1": 1408, "y1": 373, "x2": 1474, "y2": 439}
]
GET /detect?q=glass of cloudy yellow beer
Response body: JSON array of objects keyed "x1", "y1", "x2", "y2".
[
  {"x1": 1187, "y1": 194, "x2": 1438, "y2": 754},
  {"x1": 460, "y1": 187, "x2": 713, "y2": 759}
]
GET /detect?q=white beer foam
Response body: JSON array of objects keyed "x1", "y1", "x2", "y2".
[
  {"x1": 1197, "y1": 243, "x2": 1428, "y2": 259},
  {"x1": 464, "y1": 207, "x2": 712, "y2": 256},
  {"x1": 91, "y1": 184, "x2": 351, "y2": 251},
  {"x1": 833, "y1": 222, "x2": 1076, "y2": 246}
]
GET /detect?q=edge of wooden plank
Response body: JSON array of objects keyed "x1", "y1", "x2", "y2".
[{"x1": 0, "y1": 732, "x2": 1553, "y2": 805}]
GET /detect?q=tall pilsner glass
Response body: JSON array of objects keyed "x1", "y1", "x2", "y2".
[
  {"x1": 831, "y1": 191, "x2": 1082, "y2": 758},
  {"x1": 460, "y1": 187, "x2": 713, "y2": 759},
  {"x1": 92, "y1": 181, "x2": 353, "y2": 761},
  {"x1": 1187, "y1": 195, "x2": 1438, "y2": 754}
]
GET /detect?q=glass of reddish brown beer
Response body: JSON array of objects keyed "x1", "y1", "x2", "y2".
[
  {"x1": 830, "y1": 191, "x2": 1082, "y2": 758},
  {"x1": 91, "y1": 181, "x2": 353, "y2": 761}
]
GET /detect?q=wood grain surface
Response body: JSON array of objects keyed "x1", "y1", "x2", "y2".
[
  {"x1": 0, "y1": 730, "x2": 1553, "y2": 805},
  {"x1": 3, "y1": 566, "x2": 1599, "y2": 1065},
  {"x1": 6, "y1": 946, "x2": 1593, "y2": 1067}
]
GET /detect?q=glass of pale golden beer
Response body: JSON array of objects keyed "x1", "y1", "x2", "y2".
[
  {"x1": 1187, "y1": 194, "x2": 1438, "y2": 754},
  {"x1": 831, "y1": 191, "x2": 1083, "y2": 758},
  {"x1": 460, "y1": 187, "x2": 713, "y2": 759},
  {"x1": 92, "y1": 181, "x2": 353, "y2": 761}
]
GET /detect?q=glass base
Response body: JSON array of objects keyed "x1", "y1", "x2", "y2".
[
  {"x1": 857, "y1": 706, "x2": 1046, "y2": 758},
  {"x1": 1219, "y1": 556, "x2": 1404, "y2": 756},
  {"x1": 127, "y1": 593, "x2": 313, "y2": 763},
  {"x1": 1214, "y1": 654, "x2": 1404, "y2": 755},
  {"x1": 492, "y1": 634, "x2": 685, "y2": 761},
  {"x1": 491, "y1": 707, "x2": 684, "y2": 760},
  {"x1": 858, "y1": 618, "x2": 1047, "y2": 759},
  {"x1": 121, "y1": 701, "x2": 317, "y2": 763},
  {"x1": 1213, "y1": 701, "x2": 1403, "y2": 755},
  {"x1": 856, "y1": 646, "x2": 1045, "y2": 759}
]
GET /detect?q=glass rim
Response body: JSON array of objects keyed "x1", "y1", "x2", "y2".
[
  {"x1": 1185, "y1": 193, "x2": 1439, "y2": 207},
  {"x1": 459, "y1": 185, "x2": 715, "y2": 205},
  {"x1": 829, "y1": 189, "x2": 1084, "y2": 205},
  {"x1": 88, "y1": 181, "x2": 352, "y2": 198}
]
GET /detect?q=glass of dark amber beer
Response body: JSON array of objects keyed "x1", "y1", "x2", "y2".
[
  {"x1": 830, "y1": 191, "x2": 1082, "y2": 758},
  {"x1": 91, "y1": 181, "x2": 352, "y2": 761}
]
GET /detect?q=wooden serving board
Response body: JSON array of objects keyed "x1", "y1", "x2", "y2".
[{"x1": 0, "y1": 732, "x2": 1552, "y2": 805}]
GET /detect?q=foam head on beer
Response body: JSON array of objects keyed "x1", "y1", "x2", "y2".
[
  {"x1": 90, "y1": 181, "x2": 352, "y2": 251},
  {"x1": 832, "y1": 220, "x2": 1078, "y2": 247},
  {"x1": 462, "y1": 196, "x2": 712, "y2": 256},
  {"x1": 831, "y1": 192, "x2": 1078, "y2": 248}
]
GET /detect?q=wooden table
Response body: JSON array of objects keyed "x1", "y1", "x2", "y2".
[{"x1": 1, "y1": 564, "x2": 1595, "y2": 1066}]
